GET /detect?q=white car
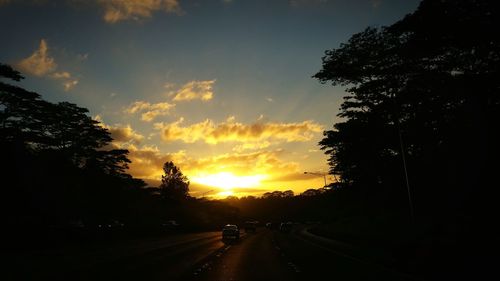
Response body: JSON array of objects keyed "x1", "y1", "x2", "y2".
[{"x1": 222, "y1": 224, "x2": 240, "y2": 240}]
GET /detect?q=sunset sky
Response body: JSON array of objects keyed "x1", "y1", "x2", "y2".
[{"x1": 0, "y1": 0, "x2": 420, "y2": 198}]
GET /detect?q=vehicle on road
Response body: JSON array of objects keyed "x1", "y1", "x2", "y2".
[
  {"x1": 279, "y1": 221, "x2": 293, "y2": 233},
  {"x1": 222, "y1": 224, "x2": 240, "y2": 240},
  {"x1": 266, "y1": 222, "x2": 281, "y2": 230},
  {"x1": 97, "y1": 219, "x2": 124, "y2": 230},
  {"x1": 244, "y1": 221, "x2": 257, "y2": 233},
  {"x1": 162, "y1": 220, "x2": 179, "y2": 228}
]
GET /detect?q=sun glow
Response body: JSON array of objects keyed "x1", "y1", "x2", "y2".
[
  {"x1": 191, "y1": 172, "x2": 266, "y2": 190},
  {"x1": 217, "y1": 190, "x2": 234, "y2": 197}
]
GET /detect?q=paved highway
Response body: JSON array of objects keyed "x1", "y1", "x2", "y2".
[
  {"x1": 6, "y1": 227, "x2": 420, "y2": 281},
  {"x1": 189, "y1": 227, "x2": 419, "y2": 281}
]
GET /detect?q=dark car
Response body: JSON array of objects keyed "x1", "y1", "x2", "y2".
[
  {"x1": 162, "y1": 220, "x2": 179, "y2": 228},
  {"x1": 222, "y1": 224, "x2": 240, "y2": 240},
  {"x1": 97, "y1": 219, "x2": 124, "y2": 230},
  {"x1": 244, "y1": 221, "x2": 257, "y2": 233},
  {"x1": 279, "y1": 221, "x2": 293, "y2": 233},
  {"x1": 161, "y1": 220, "x2": 180, "y2": 232}
]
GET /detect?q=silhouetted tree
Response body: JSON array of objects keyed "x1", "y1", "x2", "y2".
[
  {"x1": 0, "y1": 63, "x2": 149, "y2": 229},
  {"x1": 315, "y1": 0, "x2": 499, "y2": 218},
  {"x1": 159, "y1": 161, "x2": 190, "y2": 200},
  {"x1": 313, "y1": 3, "x2": 500, "y2": 276},
  {"x1": 1, "y1": 63, "x2": 131, "y2": 177},
  {"x1": 262, "y1": 191, "x2": 286, "y2": 199},
  {"x1": 301, "y1": 189, "x2": 320, "y2": 197}
]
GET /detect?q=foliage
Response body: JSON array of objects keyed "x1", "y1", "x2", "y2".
[
  {"x1": 159, "y1": 161, "x2": 190, "y2": 200},
  {"x1": 0, "y1": 63, "x2": 130, "y2": 176},
  {"x1": 262, "y1": 189, "x2": 294, "y2": 198},
  {"x1": 0, "y1": 63, "x2": 145, "y2": 227},
  {"x1": 314, "y1": 0, "x2": 499, "y2": 219}
]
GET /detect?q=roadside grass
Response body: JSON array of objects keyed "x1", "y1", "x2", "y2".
[{"x1": 306, "y1": 214, "x2": 437, "y2": 279}]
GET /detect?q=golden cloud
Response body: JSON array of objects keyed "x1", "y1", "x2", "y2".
[
  {"x1": 232, "y1": 141, "x2": 272, "y2": 152},
  {"x1": 51, "y1": 71, "x2": 71, "y2": 79},
  {"x1": 17, "y1": 39, "x2": 56, "y2": 76},
  {"x1": 63, "y1": 79, "x2": 79, "y2": 91},
  {"x1": 98, "y1": 0, "x2": 182, "y2": 23},
  {"x1": 105, "y1": 124, "x2": 145, "y2": 145},
  {"x1": 123, "y1": 146, "x2": 300, "y2": 186},
  {"x1": 179, "y1": 149, "x2": 298, "y2": 177},
  {"x1": 154, "y1": 117, "x2": 323, "y2": 144},
  {"x1": 172, "y1": 80, "x2": 215, "y2": 102},
  {"x1": 110, "y1": 142, "x2": 322, "y2": 196},
  {"x1": 93, "y1": 122, "x2": 159, "y2": 181},
  {"x1": 52, "y1": 72, "x2": 79, "y2": 92},
  {"x1": 125, "y1": 145, "x2": 186, "y2": 182},
  {"x1": 16, "y1": 39, "x2": 79, "y2": 91},
  {"x1": 125, "y1": 101, "x2": 175, "y2": 122}
]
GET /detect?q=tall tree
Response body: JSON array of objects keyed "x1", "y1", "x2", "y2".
[
  {"x1": 314, "y1": 0, "x2": 499, "y2": 217},
  {"x1": 0, "y1": 63, "x2": 131, "y2": 177},
  {"x1": 1, "y1": 63, "x2": 145, "y2": 225},
  {"x1": 159, "y1": 161, "x2": 190, "y2": 200}
]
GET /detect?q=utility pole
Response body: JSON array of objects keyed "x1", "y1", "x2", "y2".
[
  {"x1": 304, "y1": 171, "x2": 327, "y2": 187},
  {"x1": 397, "y1": 122, "x2": 415, "y2": 222},
  {"x1": 392, "y1": 92, "x2": 414, "y2": 222}
]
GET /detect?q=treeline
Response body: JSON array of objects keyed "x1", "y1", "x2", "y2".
[
  {"x1": 220, "y1": 187, "x2": 355, "y2": 223},
  {"x1": 0, "y1": 64, "x2": 277, "y2": 237},
  {"x1": 315, "y1": 0, "x2": 498, "y2": 227},
  {"x1": 310, "y1": 0, "x2": 498, "y2": 276},
  {"x1": 0, "y1": 65, "x2": 323, "y2": 239},
  {"x1": 0, "y1": 63, "x2": 157, "y2": 231}
]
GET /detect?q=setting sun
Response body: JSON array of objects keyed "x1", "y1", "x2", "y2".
[
  {"x1": 217, "y1": 190, "x2": 234, "y2": 198},
  {"x1": 191, "y1": 172, "x2": 266, "y2": 190}
]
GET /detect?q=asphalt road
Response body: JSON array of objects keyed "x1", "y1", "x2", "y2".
[
  {"x1": 188, "y1": 230, "x2": 298, "y2": 281},
  {"x1": 189, "y1": 227, "x2": 419, "y2": 281},
  {"x1": 6, "y1": 227, "x2": 421, "y2": 281},
  {"x1": 6, "y1": 231, "x2": 224, "y2": 281}
]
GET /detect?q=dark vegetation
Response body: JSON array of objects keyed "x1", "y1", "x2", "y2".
[
  {"x1": 1, "y1": 0, "x2": 497, "y2": 279},
  {"x1": 0, "y1": 64, "x2": 138, "y2": 227},
  {"x1": 0, "y1": 64, "x2": 240, "y2": 245},
  {"x1": 0, "y1": 63, "x2": 342, "y2": 243},
  {"x1": 311, "y1": 0, "x2": 498, "y2": 278}
]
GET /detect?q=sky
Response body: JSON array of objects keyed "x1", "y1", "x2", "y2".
[{"x1": 0, "y1": 0, "x2": 421, "y2": 198}]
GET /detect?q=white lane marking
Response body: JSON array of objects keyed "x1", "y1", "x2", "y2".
[{"x1": 192, "y1": 244, "x2": 232, "y2": 276}]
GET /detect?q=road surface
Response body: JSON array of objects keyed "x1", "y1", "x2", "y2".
[
  {"x1": 189, "y1": 227, "x2": 419, "y2": 281},
  {"x1": 6, "y1": 227, "x2": 419, "y2": 281}
]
